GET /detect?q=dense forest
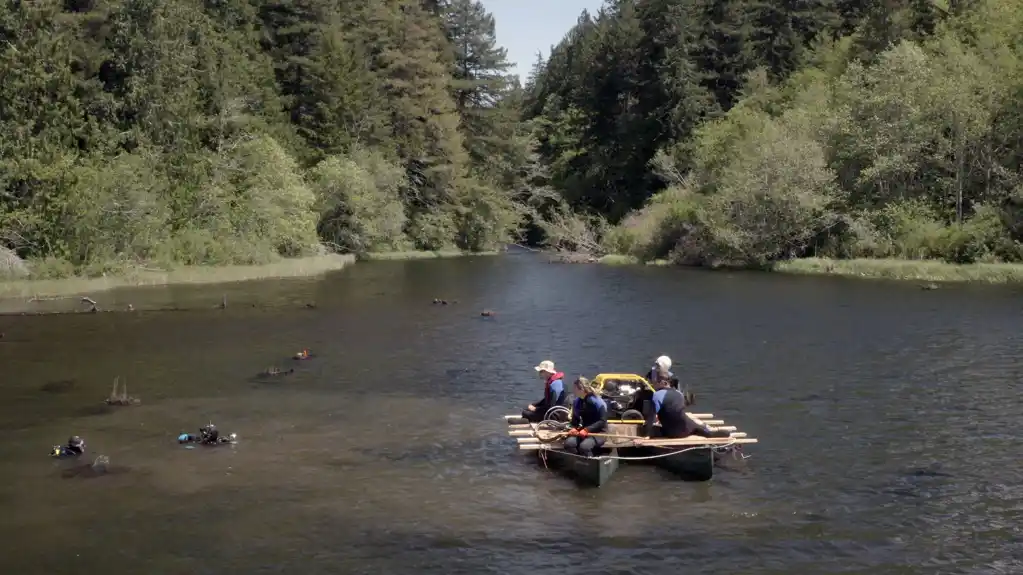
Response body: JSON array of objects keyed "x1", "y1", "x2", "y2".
[
  {"x1": 527, "y1": 0, "x2": 1023, "y2": 268},
  {"x1": 3, "y1": 0, "x2": 1023, "y2": 280},
  {"x1": 0, "y1": 0, "x2": 542, "y2": 278}
]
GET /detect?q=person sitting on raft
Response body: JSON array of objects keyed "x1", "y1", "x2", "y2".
[
  {"x1": 563, "y1": 377, "x2": 609, "y2": 457},
  {"x1": 50, "y1": 435, "x2": 86, "y2": 458},
  {"x1": 645, "y1": 374, "x2": 730, "y2": 439},
  {"x1": 646, "y1": 355, "x2": 679, "y2": 390},
  {"x1": 178, "y1": 424, "x2": 234, "y2": 445},
  {"x1": 521, "y1": 360, "x2": 568, "y2": 422}
]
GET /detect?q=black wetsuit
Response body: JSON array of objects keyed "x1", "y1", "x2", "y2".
[
  {"x1": 51, "y1": 444, "x2": 84, "y2": 458},
  {"x1": 647, "y1": 388, "x2": 730, "y2": 438},
  {"x1": 563, "y1": 394, "x2": 609, "y2": 457},
  {"x1": 647, "y1": 367, "x2": 680, "y2": 390}
]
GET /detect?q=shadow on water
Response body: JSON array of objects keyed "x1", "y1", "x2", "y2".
[{"x1": 1, "y1": 254, "x2": 1022, "y2": 574}]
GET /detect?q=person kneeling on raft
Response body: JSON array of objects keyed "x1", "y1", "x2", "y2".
[
  {"x1": 645, "y1": 374, "x2": 730, "y2": 439},
  {"x1": 563, "y1": 377, "x2": 609, "y2": 457},
  {"x1": 521, "y1": 360, "x2": 568, "y2": 422}
]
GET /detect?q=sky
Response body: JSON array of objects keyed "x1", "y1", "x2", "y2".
[{"x1": 482, "y1": 0, "x2": 605, "y2": 82}]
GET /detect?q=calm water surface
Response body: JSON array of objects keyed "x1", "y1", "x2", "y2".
[{"x1": 1, "y1": 254, "x2": 1021, "y2": 574}]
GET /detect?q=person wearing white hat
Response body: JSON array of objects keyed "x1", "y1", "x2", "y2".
[
  {"x1": 519, "y1": 360, "x2": 567, "y2": 422},
  {"x1": 647, "y1": 355, "x2": 679, "y2": 390}
]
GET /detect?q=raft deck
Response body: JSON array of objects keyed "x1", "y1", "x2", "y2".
[{"x1": 505, "y1": 412, "x2": 757, "y2": 483}]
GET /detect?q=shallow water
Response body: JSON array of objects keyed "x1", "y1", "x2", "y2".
[{"x1": 1, "y1": 254, "x2": 1021, "y2": 574}]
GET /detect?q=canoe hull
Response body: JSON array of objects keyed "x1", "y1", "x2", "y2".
[
  {"x1": 621, "y1": 446, "x2": 714, "y2": 482},
  {"x1": 536, "y1": 448, "x2": 619, "y2": 488}
]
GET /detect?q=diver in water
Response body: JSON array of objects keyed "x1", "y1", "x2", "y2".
[
  {"x1": 178, "y1": 423, "x2": 237, "y2": 445},
  {"x1": 50, "y1": 436, "x2": 86, "y2": 458}
]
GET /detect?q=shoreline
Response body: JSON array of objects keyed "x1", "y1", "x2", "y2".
[
  {"x1": 357, "y1": 250, "x2": 501, "y2": 261},
  {"x1": 595, "y1": 254, "x2": 1023, "y2": 284},
  {"x1": 0, "y1": 250, "x2": 503, "y2": 302},
  {"x1": 0, "y1": 254, "x2": 356, "y2": 301},
  {"x1": 772, "y1": 257, "x2": 1023, "y2": 284},
  {"x1": 6, "y1": 249, "x2": 1018, "y2": 306}
]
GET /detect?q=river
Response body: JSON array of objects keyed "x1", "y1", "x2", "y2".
[{"x1": 0, "y1": 253, "x2": 1020, "y2": 574}]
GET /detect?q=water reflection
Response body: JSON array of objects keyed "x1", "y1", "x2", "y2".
[{"x1": 1, "y1": 255, "x2": 1021, "y2": 573}]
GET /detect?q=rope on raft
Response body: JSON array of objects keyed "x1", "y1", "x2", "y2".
[
  {"x1": 531, "y1": 420, "x2": 752, "y2": 462},
  {"x1": 539, "y1": 441, "x2": 734, "y2": 462}
]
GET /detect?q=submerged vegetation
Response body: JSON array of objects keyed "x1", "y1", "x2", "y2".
[
  {"x1": 5, "y1": 0, "x2": 1023, "y2": 287},
  {"x1": 525, "y1": 0, "x2": 1023, "y2": 281}
]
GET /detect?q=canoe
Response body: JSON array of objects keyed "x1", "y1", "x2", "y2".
[
  {"x1": 622, "y1": 444, "x2": 714, "y2": 481},
  {"x1": 535, "y1": 447, "x2": 619, "y2": 488}
]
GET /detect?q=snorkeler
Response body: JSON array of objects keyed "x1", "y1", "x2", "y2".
[
  {"x1": 50, "y1": 436, "x2": 86, "y2": 458},
  {"x1": 178, "y1": 423, "x2": 237, "y2": 445}
]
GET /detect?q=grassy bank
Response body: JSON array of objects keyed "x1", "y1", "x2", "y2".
[
  {"x1": 597, "y1": 253, "x2": 1023, "y2": 284},
  {"x1": 597, "y1": 255, "x2": 670, "y2": 266},
  {"x1": 358, "y1": 250, "x2": 502, "y2": 261},
  {"x1": 0, "y1": 250, "x2": 502, "y2": 301},
  {"x1": 773, "y1": 258, "x2": 1023, "y2": 284},
  {"x1": 0, "y1": 254, "x2": 356, "y2": 300}
]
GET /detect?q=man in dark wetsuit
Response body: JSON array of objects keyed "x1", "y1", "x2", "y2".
[
  {"x1": 200, "y1": 424, "x2": 220, "y2": 444},
  {"x1": 563, "y1": 377, "x2": 609, "y2": 457},
  {"x1": 645, "y1": 375, "x2": 730, "y2": 439},
  {"x1": 179, "y1": 424, "x2": 228, "y2": 445},
  {"x1": 520, "y1": 360, "x2": 568, "y2": 422},
  {"x1": 51, "y1": 436, "x2": 86, "y2": 458}
]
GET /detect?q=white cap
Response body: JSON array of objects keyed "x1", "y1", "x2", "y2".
[
  {"x1": 534, "y1": 360, "x2": 555, "y2": 373},
  {"x1": 655, "y1": 355, "x2": 672, "y2": 371}
]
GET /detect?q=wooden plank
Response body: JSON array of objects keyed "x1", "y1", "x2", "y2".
[
  {"x1": 517, "y1": 437, "x2": 544, "y2": 443},
  {"x1": 506, "y1": 413, "x2": 714, "y2": 422},
  {"x1": 518, "y1": 430, "x2": 744, "y2": 441},
  {"x1": 519, "y1": 437, "x2": 756, "y2": 450},
  {"x1": 519, "y1": 431, "x2": 747, "y2": 443},
  {"x1": 520, "y1": 442, "x2": 565, "y2": 450},
  {"x1": 687, "y1": 414, "x2": 709, "y2": 427},
  {"x1": 640, "y1": 437, "x2": 758, "y2": 447}
]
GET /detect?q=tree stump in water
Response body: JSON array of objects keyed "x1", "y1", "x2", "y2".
[{"x1": 105, "y1": 377, "x2": 140, "y2": 406}]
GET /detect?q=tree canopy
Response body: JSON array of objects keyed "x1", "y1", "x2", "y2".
[
  {"x1": 4, "y1": 0, "x2": 1023, "y2": 278},
  {"x1": 526, "y1": 0, "x2": 1023, "y2": 268},
  {"x1": 0, "y1": 0, "x2": 538, "y2": 277}
]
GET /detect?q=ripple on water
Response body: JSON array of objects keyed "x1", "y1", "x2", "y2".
[{"x1": 1, "y1": 256, "x2": 1022, "y2": 574}]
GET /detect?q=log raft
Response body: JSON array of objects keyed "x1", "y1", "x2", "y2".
[{"x1": 505, "y1": 412, "x2": 757, "y2": 483}]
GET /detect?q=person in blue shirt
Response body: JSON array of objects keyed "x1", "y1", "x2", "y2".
[
  {"x1": 646, "y1": 373, "x2": 730, "y2": 439},
  {"x1": 520, "y1": 360, "x2": 568, "y2": 422},
  {"x1": 563, "y1": 377, "x2": 609, "y2": 457}
]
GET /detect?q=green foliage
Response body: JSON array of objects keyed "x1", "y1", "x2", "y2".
[
  {"x1": 310, "y1": 149, "x2": 408, "y2": 255},
  {"x1": 529, "y1": 0, "x2": 1023, "y2": 268},
  {"x1": 0, "y1": 0, "x2": 539, "y2": 274}
]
